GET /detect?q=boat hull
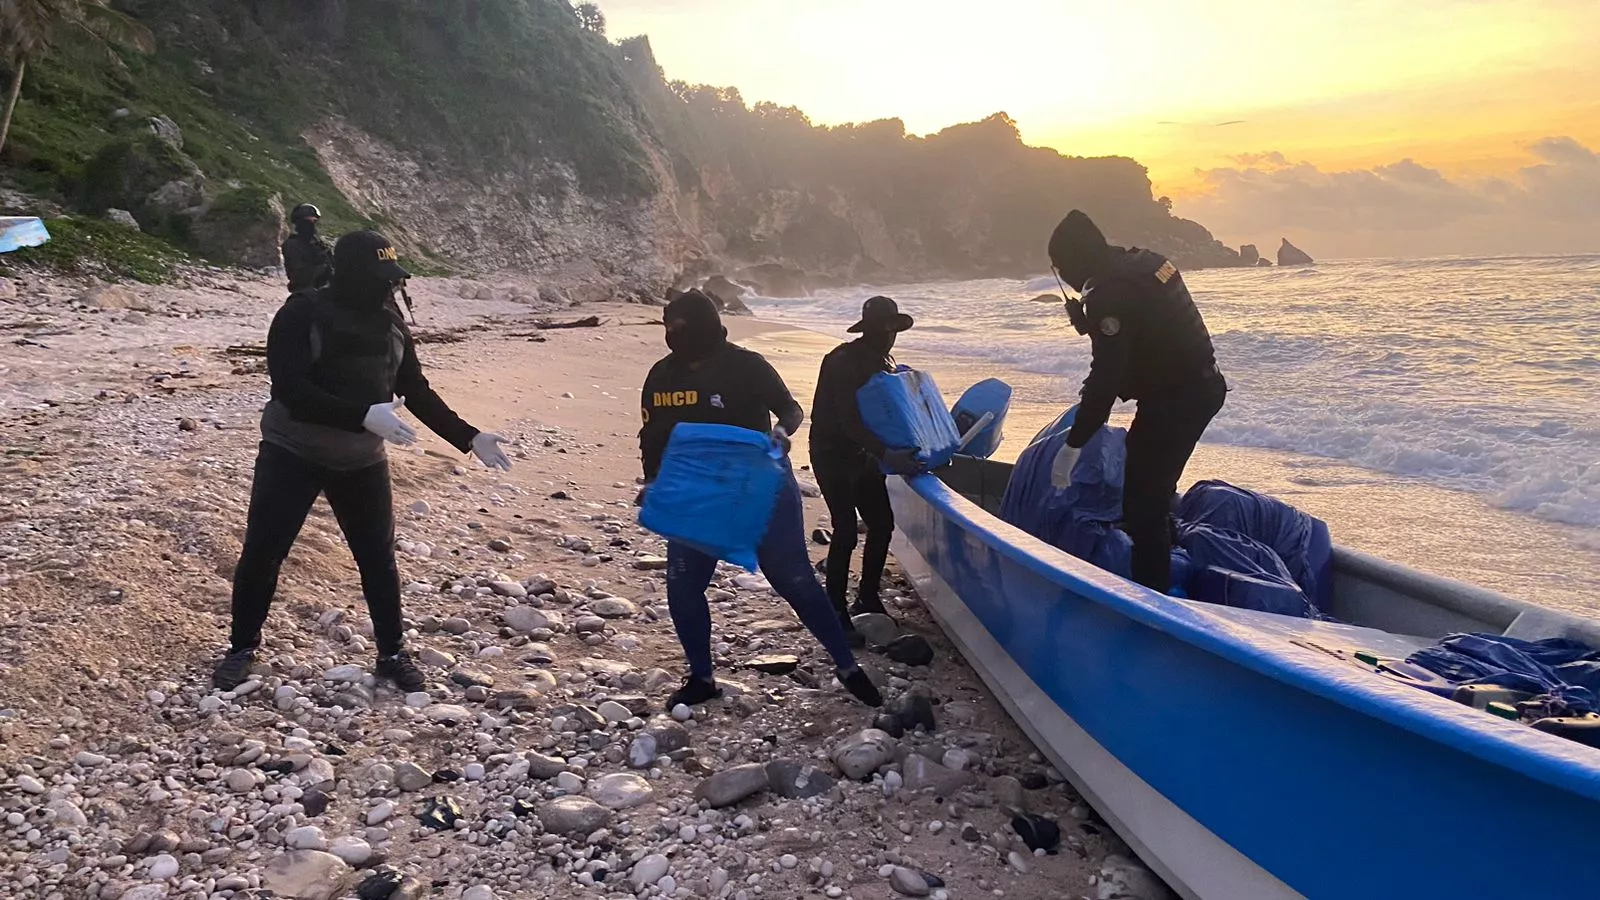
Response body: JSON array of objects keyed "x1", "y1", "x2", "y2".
[{"x1": 887, "y1": 474, "x2": 1600, "y2": 900}]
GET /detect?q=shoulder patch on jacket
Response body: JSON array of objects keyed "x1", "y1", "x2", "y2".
[
  {"x1": 1099, "y1": 316, "x2": 1122, "y2": 336},
  {"x1": 1153, "y1": 261, "x2": 1178, "y2": 283}
]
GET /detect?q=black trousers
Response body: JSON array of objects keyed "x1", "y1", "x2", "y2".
[
  {"x1": 230, "y1": 441, "x2": 404, "y2": 656},
  {"x1": 813, "y1": 452, "x2": 894, "y2": 616},
  {"x1": 1123, "y1": 376, "x2": 1227, "y2": 593}
]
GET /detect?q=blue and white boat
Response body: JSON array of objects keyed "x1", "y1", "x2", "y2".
[{"x1": 886, "y1": 450, "x2": 1600, "y2": 899}]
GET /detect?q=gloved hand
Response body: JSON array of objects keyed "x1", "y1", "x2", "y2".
[
  {"x1": 471, "y1": 432, "x2": 512, "y2": 471},
  {"x1": 1049, "y1": 444, "x2": 1081, "y2": 488},
  {"x1": 363, "y1": 397, "x2": 416, "y2": 446},
  {"x1": 769, "y1": 424, "x2": 792, "y2": 456},
  {"x1": 883, "y1": 448, "x2": 921, "y2": 476}
]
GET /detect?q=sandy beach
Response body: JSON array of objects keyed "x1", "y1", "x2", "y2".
[{"x1": 0, "y1": 271, "x2": 1163, "y2": 900}]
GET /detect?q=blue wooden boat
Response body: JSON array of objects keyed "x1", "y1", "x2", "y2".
[{"x1": 886, "y1": 453, "x2": 1600, "y2": 900}]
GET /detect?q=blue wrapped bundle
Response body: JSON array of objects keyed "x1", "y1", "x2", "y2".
[
  {"x1": 856, "y1": 366, "x2": 962, "y2": 472},
  {"x1": 638, "y1": 423, "x2": 784, "y2": 572}
]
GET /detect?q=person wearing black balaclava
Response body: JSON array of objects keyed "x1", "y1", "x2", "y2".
[
  {"x1": 637, "y1": 290, "x2": 884, "y2": 712},
  {"x1": 282, "y1": 203, "x2": 334, "y2": 293},
  {"x1": 810, "y1": 296, "x2": 920, "y2": 621},
  {"x1": 213, "y1": 229, "x2": 513, "y2": 692},
  {"x1": 1047, "y1": 209, "x2": 1227, "y2": 594}
]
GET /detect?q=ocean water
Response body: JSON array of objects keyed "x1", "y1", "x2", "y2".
[{"x1": 742, "y1": 255, "x2": 1600, "y2": 616}]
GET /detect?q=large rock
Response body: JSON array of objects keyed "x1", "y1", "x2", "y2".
[
  {"x1": 79, "y1": 284, "x2": 152, "y2": 312},
  {"x1": 1239, "y1": 244, "x2": 1259, "y2": 266},
  {"x1": 191, "y1": 186, "x2": 287, "y2": 268},
  {"x1": 831, "y1": 729, "x2": 897, "y2": 780},
  {"x1": 903, "y1": 753, "x2": 973, "y2": 796},
  {"x1": 693, "y1": 763, "x2": 769, "y2": 808},
  {"x1": 629, "y1": 854, "x2": 670, "y2": 890},
  {"x1": 504, "y1": 606, "x2": 558, "y2": 633},
  {"x1": 81, "y1": 133, "x2": 204, "y2": 233},
  {"x1": 1277, "y1": 238, "x2": 1314, "y2": 266},
  {"x1": 766, "y1": 759, "x2": 836, "y2": 799},
  {"x1": 262, "y1": 850, "x2": 353, "y2": 900},
  {"x1": 538, "y1": 796, "x2": 612, "y2": 835},
  {"x1": 146, "y1": 115, "x2": 184, "y2": 150},
  {"x1": 1097, "y1": 854, "x2": 1175, "y2": 900},
  {"x1": 701, "y1": 275, "x2": 752, "y2": 315}
]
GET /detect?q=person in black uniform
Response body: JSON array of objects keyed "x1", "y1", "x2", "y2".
[
  {"x1": 810, "y1": 296, "x2": 921, "y2": 620},
  {"x1": 282, "y1": 203, "x2": 334, "y2": 293},
  {"x1": 1048, "y1": 210, "x2": 1227, "y2": 593},
  {"x1": 638, "y1": 290, "x2": 883, "y2": 711},
  {"x1": 213, "y1": 230, "x2": 512, "y2": 691}
]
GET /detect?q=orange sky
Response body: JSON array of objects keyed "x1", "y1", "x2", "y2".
[{"x1": 602, "y1": 0, "x2": 1600, "y2": 255}]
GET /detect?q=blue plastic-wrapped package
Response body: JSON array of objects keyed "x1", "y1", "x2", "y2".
[
  {"x1": 856, "y1": 366, "x2": 962, "y2": 472},
  {"x1": 638, "y1": 423, "x2": 783, "y2": 571}
]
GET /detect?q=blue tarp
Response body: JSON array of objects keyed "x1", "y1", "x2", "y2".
[
  {"x1": 0, "y1": 217, "x2": 50, "y2": 254},
  {"x1": 1407, "y1": 634, "x2": 1600, "y2": 715},
  {"x1": 999, "y1": 408, "x2": 1333, "y2": 617},
  {"x1": 858, "y1": 366, "x2": 963, "y2": 472},
  {"x1": 638, "y1": 423, "x2": 784, "y2": 572}
]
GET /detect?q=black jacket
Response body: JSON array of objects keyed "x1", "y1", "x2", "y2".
[
  {"x1": 282, "y1": 233, "x2": 334, "y2": 293},
  {"x1": 638, "y1": 342, "x2": 803, "y2": 480},
  {"x1": 266, "y1": 287, "x2": 478, "y2": 452},
  {"x1": 809, "y1": 338, "x2": 893, "y2": 460},
  {"x1": 1066, "y1": 248, "x2": 1219, "y2": 448}
]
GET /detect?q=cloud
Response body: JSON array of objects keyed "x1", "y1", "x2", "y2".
[{"x1": 1182, "y1": 137, "x2": 1600, "y2": 258}]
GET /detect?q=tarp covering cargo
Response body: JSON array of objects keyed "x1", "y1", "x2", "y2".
[
  {"x1": 0, "y1": 217, "x2": 50, "y2": 254},
  {"x1": 999, "y1": 407, "x2": 1333, "y2": 617},
  {"x1": 857, "y1": 365, "x2": 962, "y2": 472},
  {"x1": 638, "y1": 423, "x2": 783, "y2": 572}
]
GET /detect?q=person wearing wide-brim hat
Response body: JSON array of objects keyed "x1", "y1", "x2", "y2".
[{"x1": 809, "y1": 296, "x2": 921, "y2": 622}]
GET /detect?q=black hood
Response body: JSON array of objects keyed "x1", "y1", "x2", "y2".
[
  {"x1": 663, "y1": 290, "x2": 727, "y2": 361},
  {"x1": 1048, "y1": 210, "x2": 1112, "y2": 291}
]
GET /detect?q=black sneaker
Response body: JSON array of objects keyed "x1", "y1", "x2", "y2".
[
  {"x1": 838, "y1": 666, "x2": 884, "y2": 707},
  {"x1": 212, "y1": 647, "x2": 258, "y2": 691},
  {"x1": 376, "y1": 650, "x2": 427, "y2": 692},
  {"x1": 850, "y1": 596, "x2": 890, "y2": 617},
  {"x1": 666, "y1": 676, "x2": 722, "y2": 711}
]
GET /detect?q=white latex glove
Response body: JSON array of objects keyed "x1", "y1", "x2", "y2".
[
  {"x1": 363, "y1": 397, "x2": 416, "y2": 446},
  {"x1": 471, "y1": 432, "x2": 512, "y2": 471},
  {"x1": 769, "y1": 424, "x2": 792, "y2": 456},
  {"x1": 1049, "y1": 444, "x2": 1081, "y2": 488}
]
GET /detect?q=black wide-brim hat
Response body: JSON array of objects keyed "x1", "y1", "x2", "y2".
[{"x1": 846, "y1": 295, "x2": 914, "y2": 333}]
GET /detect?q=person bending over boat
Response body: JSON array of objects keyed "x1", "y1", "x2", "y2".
[
  {"x1": 214, "y1": 230, "x2": 513, "y2": 692},
  {"x1": 810, "y1": 296, "x2": 922, "y2": 621},
  {"x1": 638, "y1": 290, "x2": 884, "y2": 711},
  {"x1": 1047, "y1": 210, "x2": 1227, "y2": 593}
]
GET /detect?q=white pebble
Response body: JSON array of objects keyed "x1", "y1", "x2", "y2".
[
  {"x1": 464, "y1": 763, "x2": 486, "y2": 781},
  {"x1": 671, "y1": 704, "x2": 693, "y2": 722},
  {"x1": 146, "y1": 854, "x2": 179, "y2": 879}
]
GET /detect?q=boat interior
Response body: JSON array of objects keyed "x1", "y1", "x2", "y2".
[{"x1": 936, "y1": 455, "x2": 1600, "y2": 656}]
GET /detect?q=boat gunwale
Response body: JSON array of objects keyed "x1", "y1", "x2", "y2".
[{"x1": 899, "y1": 471, "x2": 1600, "y2": 803}]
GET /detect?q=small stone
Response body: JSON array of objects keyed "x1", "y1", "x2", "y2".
[
  {"x1": 146, "y1": 854, "x2": 179, "y2": 879},
  {"x1": 890, "y1": 866, "x2": 931, "y2": 897},
  {"x1": 991, "y1": 775, "x2": 1025, "y2": 810},
  {"x1": 630, "y1": 853, "x2": 670, "y2": 890},
  {"x1": 766, "y1": 759, "x2": 837, "y2": 799},
  {"x1": 645, "y1": 721, "x2": 692, "y2": 753},
  {"x1": 488, "y1": 538, "x2": 512, "y2": 552},
  {"x1": 367, "y1": 800, "x2": 396, "y2": 825},
  {"x1": 556, "y1": 772, "x2": 585, "y2": 793},
  {"x1": 224, "y1": 768, "x2": 259, "y2": 792},
  {"x1": 408, "y1": 500, "x2": 431, "y2": 515},
  {"x1": 178, "y1": 417, "x2": 198, "y2": 432},
  {"x1": 588, "y1": 772, "x2": 654, "y2": 809},
  {"x1": 302, "y1": 789, "x2": 330, "y2": 817},
  {"x1": 670, "y1": 703, "x2": 693, "y2": 722},
  {"x1": 424, "y1": 704, "x2": 475, "y2": 726},
  {"x1": 394, "y1": 762, "x2": 432, "y2": 792},
  {"x1": 591, "y1": 597, "x2": 638, "y2": 618},
  {"x1": 694, "y1": 763, "x2": 770, "y2": 808},
  {"x1": 526, "y1": 752, "x2": 567, "y2": 779},
  {"x1": 286, "y1": 825, "x2": 328, "y2": 850},
  {"x1": 441, "y1": 616, "x2": 472, "y2": 634},
  {"x1": 597, "y1": 700, "x2": 632, "y2": 723},
  {"x1": 462, "y1": 887, "x2": 496, "y2": 900},
  {"x1": 851, "y1": 613, "x2": 900, "y2": 646},
  {"x1": 329, "y1": 836, "x2": 373, "y2": 867},
  {"x1": 16, "y1": 775, "x2": 46, "y2": 794},
  {"x1": 831, "y1": 729, "x2": 897, "y2": 780},
  {"x1": 504, "y1": 606, "x2": 556, "y2": 634},
  {"x1": 902, "y1": 754, "x2": 973, "y2": 796},
  {"x1": 324, "y1": 664, "x2": 365, "y2": 683},
  {"x1": 942, "y1": 748, "x2": 972, "y2": 771},
  {"x1": 404, "y1": 691, "x2": 432, "y2": 708},
  {"x1": 627, "y1": 733, "x2": 658, "y2": 769},
  {"x1": 538, "y1": 796, "x2": 612, "y2": 835},
  {"x1": 489, "y1": 580, "x2": 527, "y2": 599},
  {"x1": 884, "y1": 634, "x2": 934, "y2": 666},
  {"x1": 889, "y1": 691, "x2": 938, "y2": 733},
  {"x1": 74, "y1": 750, "x2": 110, "y2": 767},
  {"x1": 746, "y1": 654, "x2": 801, "y2": 675},
  {"x1": 1007, "y1": 851, "x2": 1030, "y2": 874},
  {"x1": 464, "y1": 763, "x2": 486, "y2": 781},
  {"x1": 632, "y1": 556, "x2": 669, "y2": 571}
]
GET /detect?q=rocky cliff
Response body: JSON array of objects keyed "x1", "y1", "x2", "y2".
[{"x1": 1, "y1": 1, "x2": 1250, "y2": 293}]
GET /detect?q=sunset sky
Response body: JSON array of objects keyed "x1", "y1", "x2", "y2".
[{"x1": 602, "y1": 0, "x2": 1600, "y2": 257}]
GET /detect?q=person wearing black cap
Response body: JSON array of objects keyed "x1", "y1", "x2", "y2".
[
  {"x1": 281, "y1": 203, "x2": 334, "y2": 293},
  {"x1": 810, "y1": 296, "x2": 920, "y2": 620},
  {"x1": 638, "y1": 290, "x2": 884, "y2": 711},
  {"x1": 213, "y1": 229, "x2": 513, "y2": 692},
  {"x1": 1046, "y1": 209, "x2": 1227, "y2": 594}
]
